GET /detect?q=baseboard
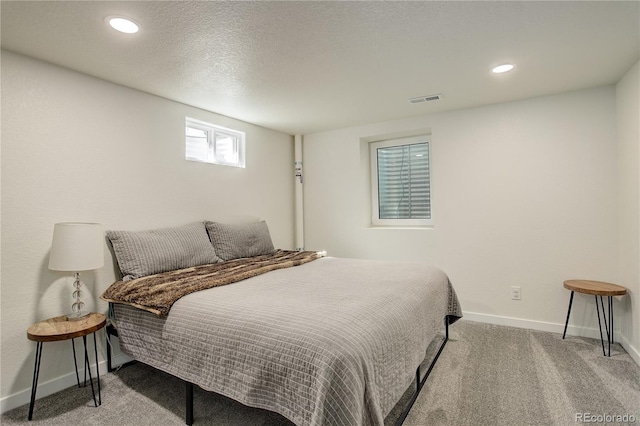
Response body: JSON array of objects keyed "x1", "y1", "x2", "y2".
[
  {"x1": 617, "y1": 333, "x2": 640, "y2": 367},
  {"x1": 461, "y1": 311, "x2": 640, "y2": 367},
  {"x1": 0, "y1": 353, "x2": 133, "y2": 415}
]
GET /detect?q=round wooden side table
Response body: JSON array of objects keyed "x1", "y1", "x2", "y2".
[
  {"x1": 26, "y1": 312, "x2": 106, "y2": 420},
  {"x1": 561, "y1": 280, "x2": 627, "y2": 357}
]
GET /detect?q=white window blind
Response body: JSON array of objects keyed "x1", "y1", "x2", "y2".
[
  {"x1": 185, "y1": 117, "x2": 245, "y2": 168},
  {"x1": 371, "y1": 137, "x2": 432, "y2": 226},
  {"x1": 185, "y1": 126, "x2": 209, "y2": 160}
]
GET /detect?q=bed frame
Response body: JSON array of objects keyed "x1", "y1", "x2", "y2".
[{"x1": 106, "y1": 305, "x2": 450, "y2": 426}]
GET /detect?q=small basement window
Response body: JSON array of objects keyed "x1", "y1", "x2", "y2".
[
  {"x1": 185, "y1": 117, "x2": 245, "y2": 168},
  {"x1": 371, "y1": 136, "x2": 432, "y2": 226}
]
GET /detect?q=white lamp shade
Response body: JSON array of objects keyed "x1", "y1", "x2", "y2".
[{"x1": 48, "y1": 222, "x2": 104, "y2": 271}]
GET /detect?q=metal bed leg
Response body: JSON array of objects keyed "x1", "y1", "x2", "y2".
[
  {"x1": 107, "y1": 302, "x2": 117, "y2": 373},
  {"x1": 93, "y1": 331, "x2": 102, "y2": 405},
  {"x1": 106, "y1": 331, "x2": 113, "y2": 373},
  {"x1": 105, "y1": 320, "x2": 121, "y2": 373},
  {"x1": 104, "y1": 322, "x2": 137, "y2": 373},
  {"x1": 445, "y1": 317, "x2": 449, "y2": 340},
  {"x1": 186, "y1": 381, "x2": 194, "y2": 425},
  {"x1": 395, "y1": 316, "x2": 450, "y2": 426}
]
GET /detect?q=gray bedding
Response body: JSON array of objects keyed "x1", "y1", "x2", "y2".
[{"x1": 113, "y1": 256, "x2": 462, "y2": 426}]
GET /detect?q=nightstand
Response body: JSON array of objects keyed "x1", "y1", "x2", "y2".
[
  {"x1": 561, "y1": 280, "x2": 627, "y2": 357},
  {"x1": 26, "y1": 312, "x2": 106, "y2": 420}
]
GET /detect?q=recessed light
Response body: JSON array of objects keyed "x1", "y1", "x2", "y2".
[
  {"x1": 106, "y1": 16, "x2": 139, "y2": 34},
  {"x1": 491, "y1": 64, "x2": 514, "y2": 74}
]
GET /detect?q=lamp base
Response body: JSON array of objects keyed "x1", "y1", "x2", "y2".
[
  {"x1": 66, "y1": 311, "x2": 91, "y2": 322},
  {"x1": 68, "y1": 272, "x2": 88, "y2": 321}
]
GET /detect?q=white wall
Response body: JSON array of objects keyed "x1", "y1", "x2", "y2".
[
  {"x1": 617, "y1": 61, "x2": 640, "y2": 362},
  {"x1": 303, "y1": 86, "x2": 621, "y2": 344},
  {"x1": 0, "y1": 51, "x2": 295, "y2": 409}
]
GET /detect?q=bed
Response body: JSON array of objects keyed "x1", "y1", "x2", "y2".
[{"x1": 102, "y1": 221, "x2": 462, "y2": 426}]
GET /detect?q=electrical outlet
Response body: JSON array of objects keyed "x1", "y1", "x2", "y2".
[{"x1": 511, "y1": 286, "x2": 521, "y2": 300}]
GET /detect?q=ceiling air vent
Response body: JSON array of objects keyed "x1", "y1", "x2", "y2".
[{"x1": 408, "y1": 94, "x2": 443, "y2": 104}]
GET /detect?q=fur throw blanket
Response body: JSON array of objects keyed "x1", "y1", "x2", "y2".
[{"x1": 101, "y1": 250, "x2": 323, "y2": 316}]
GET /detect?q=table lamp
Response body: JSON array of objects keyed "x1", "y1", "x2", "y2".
[{"x1": 48, "y1": 222, "x2": 104, "y2": 321}]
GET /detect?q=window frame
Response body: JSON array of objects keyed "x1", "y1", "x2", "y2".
[
  {"x1": 370, "y1": 135, "x2": 433, "y2": 227},
  {"x1": 185, "y1": 117, "x2": 246, "y2": 168}
]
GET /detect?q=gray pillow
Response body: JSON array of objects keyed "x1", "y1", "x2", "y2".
[
  {"x1": 106, "y1": 222, "x2": 221, "y2": 281},
  {"x1": 205, "y1": 221, "x2": 275, "y2": 261}
]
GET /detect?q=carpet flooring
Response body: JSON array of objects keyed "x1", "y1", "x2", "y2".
[{"x1": 3, "y1": 320, "x2": 639, "y2": 425}]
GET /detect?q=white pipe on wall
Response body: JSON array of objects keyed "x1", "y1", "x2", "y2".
[{"x1": 294, "y1": 135, "x2": 304, "y2": 251}]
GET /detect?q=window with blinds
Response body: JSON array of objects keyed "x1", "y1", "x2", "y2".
[
  {"x1": 185, "y1": 117, "x2": 245, "y2": 168},
  {"x1": 370, "y1": 136, "x2": 432, "y2": 226}
]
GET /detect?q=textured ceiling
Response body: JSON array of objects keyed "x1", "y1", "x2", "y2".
[{"x1": 2, "y1": 1, "x2": 639, "y2": 135}]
